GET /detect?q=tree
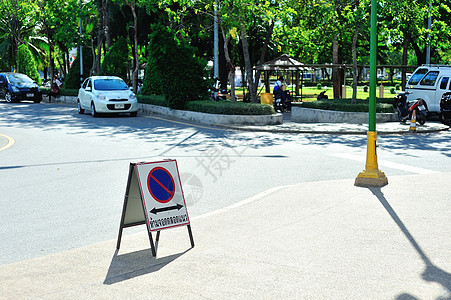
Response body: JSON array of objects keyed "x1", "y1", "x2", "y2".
[
  {"x1": 18, "y1": 44, "x2": 41, "y2": 84},
  {"x1": 0, "y1": 0, "x2": 40, "y2": 72},
  {"x1": 100, "y1": 36, "x2": 131, "y2": 80},
  {"x1": 111, "y1": 0, "x2": 139, "y2": 93},
  {"x1": 37, "y1": 0, "x2": 80, "y2": 80},
  {"x1": 143, "y1": 24, "x2": 209, "y2": 109},
  {"x1": 65, "y1": 50, "x2": 93, "y2": 89}
]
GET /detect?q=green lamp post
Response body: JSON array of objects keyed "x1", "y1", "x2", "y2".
[{"x1": 354, "y1": 0, "x2": 388, "y2": 187}]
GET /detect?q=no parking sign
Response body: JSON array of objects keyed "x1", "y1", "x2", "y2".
[
  {"x1": 136, "y1": 161, "x2": 190, "y2": 231},
  {"x1": 116, "y1": 159, "x2": 194, "y2": 256}
]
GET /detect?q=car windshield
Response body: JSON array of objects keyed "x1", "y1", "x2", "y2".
[
  {"x1": 93, "y1": 79, "x2": 128, "y2": 91},
  {"x1": 408, "y1": 68, "x2": 428, "y2": 85},
  {"x1": 6, "y1": 74, "x2": 34, "y2": 85}
]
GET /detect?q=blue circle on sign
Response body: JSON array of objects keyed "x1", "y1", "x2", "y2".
[{"x1": 147, "y1": 167, "x2": 175, "y2": 203}]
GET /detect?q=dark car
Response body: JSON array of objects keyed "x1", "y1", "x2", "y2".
[
  {"x1": 0, "y1": 72, "x2": 42, "y2": 103},
  {"x1": 439, "y1": 92, "x2": 451, "y2": 126}
]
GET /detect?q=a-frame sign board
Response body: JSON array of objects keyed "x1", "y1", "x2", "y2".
[{"x1": 116, "y1": 160, "x2": 194, "y2": 257}]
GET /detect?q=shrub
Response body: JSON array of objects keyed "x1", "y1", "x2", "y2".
[
  {"x1": 18, "y1": 44, "x2": 41, "y2": 85},
  {"x1": 363, "y1": 85, "x2": 369, "y2": 92},
  {"x1": 301, "y1": 99, "x2": 394, "y2": 113},
  {"x1": 316, "y1": 83, "x2": 322, "y2": 90},
  {"x1": 65, "y1": 50, "x2": 93, "y2": 89},
  {"x1": 395, "y1": 84, "x2": 401, "y2": 90},
  {"x1": 141, "y1": 57, "x2": 162, "y2": 95},
  {"x1": 100, "y1": 37, "x2": 130, "y2": 81},
  {"x1": 185, "y1": 100, "x2": 275, "y2": 115},
  {"x1": 142, "y1": 24, "x2": 210, "y2": 109},
  {"x1": 137, "y1": 94, "x2": 167, "y2": 106},
  {"x1": 0, "y1": 58, "x2": 8, "y2": 71},
  {"x1": 390, "y1": 87, "x2": 396, "y2": 94}
]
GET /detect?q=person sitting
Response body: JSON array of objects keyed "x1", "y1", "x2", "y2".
[
  {"x1": 273, "y1": 76, "x2": 286, "y2": 101},
  {"x1": 48, "y1": 75, "x2": 62, "y2": 103}
]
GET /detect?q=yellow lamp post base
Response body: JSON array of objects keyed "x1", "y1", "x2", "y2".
[
  {"x1": 355, "y1": 169, "x2": 388, "y2": 187},
  {"x1": 354, "y1": 131, "x2": 388, "y2": 187}
]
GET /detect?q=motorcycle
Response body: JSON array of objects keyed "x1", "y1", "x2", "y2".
[
  {"x1": 439, "y1": 92, "x2": 451, "y2": 126},
  {"x1": 393, "y1": 92, "x2": 428, "y2": 125},
  {"x1": 317, "y1": 91, "x2": 328, "y2": 100},
  {"x1": 273, "y1": 90, "x2": 292, "y2": 113},
  {"x1": 210, "y1": 79, "x2": 228, "y2": 101}
]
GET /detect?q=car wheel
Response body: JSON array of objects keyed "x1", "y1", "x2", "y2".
[
  {"x1": 77, "y1": 100, "x2": 84, "y2": 114},
  {"x1": 439, "y1": 112, "x2": 449, "y2": 125},
  {"x1": 5, "y1": 92, "x2": 13, "y2": 103},
  {"x1": 91, "y1": 102, "x2": 98, "y2": 117},
  {"x1": 130, "y1": 111, "x2": 137, "y2": 117}
]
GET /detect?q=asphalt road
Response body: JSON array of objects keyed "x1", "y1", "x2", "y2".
[{"x1": 1, "y1": 101, "x2": 451, "y2": 265}]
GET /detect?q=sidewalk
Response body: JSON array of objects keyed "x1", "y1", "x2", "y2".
[
  {"x1": 225, "y1": 111, "x2": 450, "y2": 134},
  {"x1": 224, "y1": 119, "x2": 449, "y2": 135},
  {"x1": 42, "y1": 95, "x2": 450, "y2": 134},
  {"x1": 0, "y1": 172, "x2": 449, "y2": 299}
]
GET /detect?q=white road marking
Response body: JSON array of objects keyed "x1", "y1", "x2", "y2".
[
  {"x1": 0, "y1": 134, "x2": 15, "y2": 152},
  {"x1": 331, "y1": 153, "x2": 439, "y2": 174}
]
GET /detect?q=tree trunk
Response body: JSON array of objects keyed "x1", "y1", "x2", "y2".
[
  {"x1": 401, "y1": 35, "x2": 409, "y2": 90},
  {"x1": 332, "y1": 34, "x2": 341, "y2": 99},
  {"x1": 104, "y1": 0, "x2": 111, "y2": 49},
  {"x1": 221, "y1": 29, "x2": 236, "y2": 102},
  {"x1": 411, "y1": 41, "x2": 425, "y2": 65},
  {"x1": 253, "y1": 21, "x2": 274, "y2": 97},
  {"x1": 351, "y1": 26, "x2": 358, "y2": 104},
  {"x1": 241, "y1": 29, "x2": 257, "y2": 103},
  {"x1": 129, "y1": 1, "x2": 139, "y2": 93}
]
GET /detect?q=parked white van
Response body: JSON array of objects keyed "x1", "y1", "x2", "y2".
[{"x1": 405, "y1": 65, "x2": 451, "y2": 113}]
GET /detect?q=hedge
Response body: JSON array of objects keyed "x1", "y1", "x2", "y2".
[{"x1": 298, "y1": 98, "x2": 394, "y2": 113}]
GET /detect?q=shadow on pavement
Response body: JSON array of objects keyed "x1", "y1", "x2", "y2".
[
  {"x1": 103, "y1": 248, "x2": 191, "y2": 285},
  {"x1": 369, "y1": 187, "x2": 451, "y2": 300}
]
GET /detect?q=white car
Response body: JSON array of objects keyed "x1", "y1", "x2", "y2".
[{"x1": 77, "y1": 76, "x2": 138, "y2": 117}]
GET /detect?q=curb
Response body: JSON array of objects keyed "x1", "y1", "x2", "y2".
[
  {"x1": 44, "y1": 95, "x2": 450, "y2": 134},
  {"x1": 218, "y1": 124, "x2": 450, "y2": 135}
]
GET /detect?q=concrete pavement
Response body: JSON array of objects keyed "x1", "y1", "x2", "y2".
[
  {"x1": 0, "y1": 172, "x2": 449, "y2": 299},
  {"x1": 42, "y1": 95, "x2": 450, "y2": 134},
  {"x1": 1, "y1": 98, "x2": 449, "y2": 299},
  {"x1": 223, "y1": 117, "x2": 450, "y2": 135}
]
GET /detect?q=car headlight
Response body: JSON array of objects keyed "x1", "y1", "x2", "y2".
[
  {"x1": 95, "y1": 94, "x2": 107, "y2": 101},
  {"x1": 12, "y1": 86, "x2": 20, "y2": 92},
  {"x1": 129, "y1": 93, "x2": 136, "y2": 100}
]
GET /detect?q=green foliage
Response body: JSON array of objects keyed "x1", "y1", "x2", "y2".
[
  {"x1": 185, "y1": 100, "x2": 275, "y2": 115},
  {"x1": 100, "y1": 37, "x2": 131, "y2": 80},
  {"x1": 41, "y1": 88, "x2": 79, "y2": 96},
  {"x1": 300, "y1": 99, "x2": 394, "y2": 113},
  {"x1": 18, "y1": 44, "x2": 41, "y2": 85},
  {"x1": 316, "y1": 83, "x2": 322, "y2": 90},
  {"x1": 65, "y1": 50, "x2": 93, "y2": 89},
  {"x1": 137, "y1": 94, "x2": 167, "y2": 106},
  {"x1": 363, "y1": 86, "x2": 369, "y2": 92},
  {"x1": 142, "y1": 24, "x2": 210, "y2": 109},
  {"x1": 141, "y1": 56, "x2": 163, "y2": 96},
  {"x1": 0, "y1": 58, "x2": 8, "y2": 71},
  {"x1": 137, "y1": 95, "x2": 275, "y2": 115}
]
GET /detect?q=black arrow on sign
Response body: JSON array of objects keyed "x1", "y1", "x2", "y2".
[{"x1": 150, "y1": 203, "x2": 183, "y2": 215}]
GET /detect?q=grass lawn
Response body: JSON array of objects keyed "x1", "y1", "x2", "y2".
[
  {"x1": 234, "y1": 85, "x2": 399, "y2": 102},
  {"x1": 298, "y1": 85, "x2": 398, "y2": 101}
]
